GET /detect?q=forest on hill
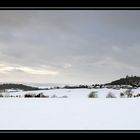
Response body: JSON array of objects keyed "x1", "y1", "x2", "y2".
[
  {"x1": 106, "y1": 75, "x2": 140, "y2": 87},
  {"x1": 0, "y1": 84, "x2": 40, "y2": 91}
]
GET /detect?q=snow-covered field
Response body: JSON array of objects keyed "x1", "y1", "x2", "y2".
[
  {"x1": 3, "y1": 88, "x2": 140, "y2": 98},
  {"x1": 0, "y1": 88, "x2": 140, "y2": 130}
]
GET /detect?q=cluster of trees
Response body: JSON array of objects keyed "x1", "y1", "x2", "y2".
[
  {"x1": 64, "y1": 84, "x2": 104, "y2": 89},
  {"x1": 106, "y1": 75, "x2": 140, "y2": 87},
  {"x1": 64, "y1": 85, "x2": 89, "y2": 89},
  {"x1": 24, "y1": 93, "x2": 49, "y2": 98},
  {"x1": 0, "y1": 84, "x2": 40, "y2": 91},
  {"x1": 91, "y1": 84, "x2": 103, "y2": 88}
]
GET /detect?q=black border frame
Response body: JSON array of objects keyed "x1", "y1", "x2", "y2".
[
  {"x1": 0, "y1": 7, "x2": 140, "y2": 133},
  {"x1": 0, "y1": 7, "x2": 140, "y2": 10}
]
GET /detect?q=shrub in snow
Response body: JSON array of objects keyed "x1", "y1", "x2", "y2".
[
  {"x1": 24, "y1": 93, "x2": 36, "y2": 98},
  {"x1": 54, "y1": 86, "x2": 60, "y2": 89},
  {"x1": 24, "y1": 93, "x2": 49, "y2": 98},
  {"x1": 88, "y1": 91, "x2": 98, "y2": 98},
  {"x1": 0, "y1": 93, "x2": 3, "y2": 97},
  {"x1": 61, "y1": 95, "x2": 68, "y2": 98},
  {"x1": 16, "y1": 95, "x2": 21, "y2": 98},
  {"x1": 51, "y1": 95, "x2": 58, "y2": 98},
  {"x1": 120, "y1": 93, "x2": 125, "y2": 98},
  {"x1": 4, "y1": 93, "x2": 10, "y2": 98},
  {"x1": 124, "y1": 89, "x2": 133, "y2": 98},
  {"x1": 35, "y1": 93, "x2": 46, "y2": 98},
  {"x1": 44, "y1": 95, "x2": 49, "y2": 98},
  {"x1": 106, "y1": 92, "x2": 116, "y2": 98},
  {"x1": 134, "y1": 93, "x2": 140, "y2": 98},
  {"x1": 79, "y1": 85, "x2": 88, "y2": 88},
  {"x1": 10, "y1": 95, "x2": 15, "y2": 98}
]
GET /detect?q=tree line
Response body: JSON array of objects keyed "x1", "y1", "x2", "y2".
[{"x1": 0, "y1": 84, "x2": 40, "y2": 91}]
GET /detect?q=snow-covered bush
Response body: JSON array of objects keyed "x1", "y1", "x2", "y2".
[
  {"x1": 0, "y1": 93, "x2": 3, "y2": 97},
  {"x1": 61, "y1": 95, "x2": 68, "y2": 98},
  {"x1": 106, "y1": 92, "x2": 116, "y2": 98},
  {"x1": 35, "y1": 93, "x2": 48, "y2": 98},
  {"x1": 124, "y1": 89, "x2": 133, "y2": 98},
  {"x1": 120, "y1": 89, "x2": 133, "y2": 98},
  {"x1": 134, "y1": 93, "x2": 140, "y2": 98},
  {"x1": 16, "y1": 95, "x2": 21, "y2": 98},
  {"x1": 4, "y1": 93, "x2": 10, "y2": 98},
  {"x1": 24, "y1": 93, "x2": 49, "y2": 98},
  {"x1": 88, "y1": 91, "x2": 98, "y2": 98},
  {"x1": 59, "y1": 95, "x2": 68, "y2": 98},
  {"x1": 24, "y1": 93, "x2": 36, "y2": 98},
  {"x1": 10, "y1": 95, "x2": 15, "y2": 98},
  {"x1": 51, "y1": 95, "x2": 58, "y2": 98},
  {"x1": 120, "y1": 93, "x2": 125, "y2": 98}
]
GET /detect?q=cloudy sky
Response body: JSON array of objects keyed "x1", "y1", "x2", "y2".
[{"x1": 0, "y1": 10, "x2": 140, "y2": 84}]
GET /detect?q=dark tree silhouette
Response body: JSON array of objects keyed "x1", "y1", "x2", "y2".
[{"x1": 0, "y1": 84, "x2": 40, "y2": 91}]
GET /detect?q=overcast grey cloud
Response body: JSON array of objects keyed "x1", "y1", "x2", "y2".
[{"x1": 0, "y1": 10, "x2": 140, "y2": 84}]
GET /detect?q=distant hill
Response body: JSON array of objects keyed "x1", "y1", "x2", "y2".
[
  {"x1": 0, "y1": 84, "x2": 40, "y2": 91},
  {"x1": 106, "y1": 76, "x2": 140, "y2": 87}
]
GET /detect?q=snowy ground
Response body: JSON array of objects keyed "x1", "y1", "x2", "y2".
[
  {"x1": 3, "y1": 88, "x2": 140, "y2": 98},
  {"x1": 0, "y1": 88, "x2": 140, "y2": 130},
  {"x1": 0, "y1": 98, "x2": 140, "y2": 130}
]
